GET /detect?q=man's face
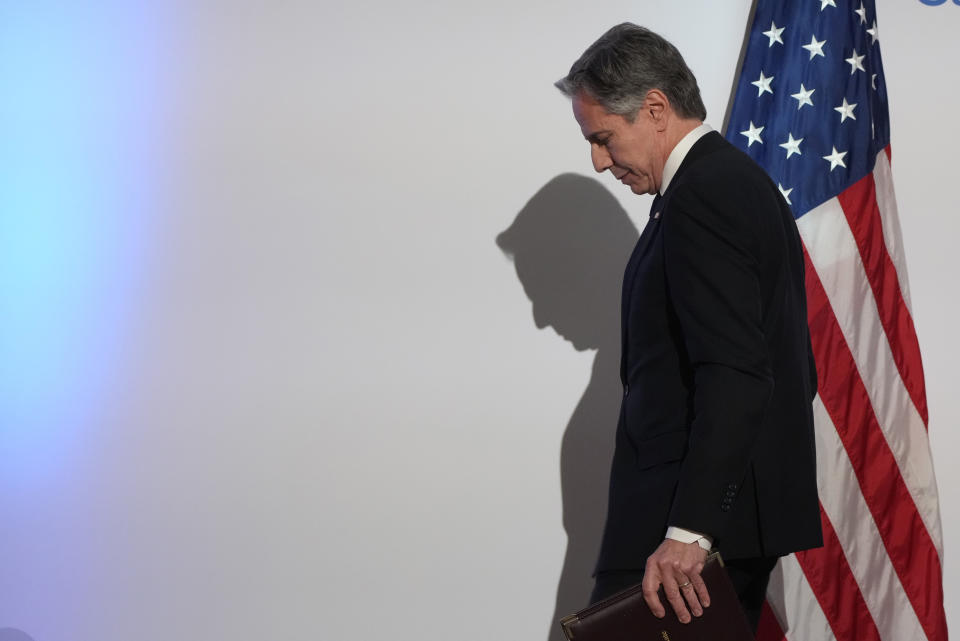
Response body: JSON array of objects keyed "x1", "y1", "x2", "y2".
[{"x1": 572, "y1": 91, "x2": 662, "y2": 196}]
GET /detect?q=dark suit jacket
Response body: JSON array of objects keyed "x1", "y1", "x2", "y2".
[{"x1": 596, "y1": 132, "x2": 823, "y2": 572}]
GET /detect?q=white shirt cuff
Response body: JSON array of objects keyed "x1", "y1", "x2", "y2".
[{"x1": 666, "y1": 526, "x2": 713, "y2": 550}]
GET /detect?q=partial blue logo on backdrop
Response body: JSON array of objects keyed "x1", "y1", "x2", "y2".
[
  {"x1": 919, "y1": 0, "x2": 960, "y2": 5},
  {"x1": 0, "y1": 629, "x2": 35, "y2": 641}
]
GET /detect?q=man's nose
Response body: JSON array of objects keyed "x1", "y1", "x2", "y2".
[{"x1": 590, "y1": 145, "x2": 612, "y2": 173}]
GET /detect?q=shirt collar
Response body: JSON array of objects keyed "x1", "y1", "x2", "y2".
[{"x1": 659, "y1": 123, "x2": 713, "y2": 195}]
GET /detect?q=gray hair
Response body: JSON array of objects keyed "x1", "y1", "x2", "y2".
[{"x1": 555, "y1": 23, "x2": 706, "y2": 122}]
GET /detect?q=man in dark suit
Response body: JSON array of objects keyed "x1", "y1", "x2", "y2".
[{"x1": 555, "y1": 24, "x2": 823, "y2": 632}]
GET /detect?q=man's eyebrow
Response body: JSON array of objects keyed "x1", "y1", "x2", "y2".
[{"x1": 585, "y1": 130, "x2": 611, "y2": 143}]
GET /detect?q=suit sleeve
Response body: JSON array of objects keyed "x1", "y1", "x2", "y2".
[{"x1": 661, "y1": 177, "x2": 775, "y2": 541}]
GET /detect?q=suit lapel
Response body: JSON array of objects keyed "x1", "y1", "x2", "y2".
[{"x1": 619, "y1": 193, "x2": 663, "y2": 384}]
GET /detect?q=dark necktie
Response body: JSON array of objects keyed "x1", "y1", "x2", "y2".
[{"x1": 649, "y1": 192, "x2": 663, "y2": 220}]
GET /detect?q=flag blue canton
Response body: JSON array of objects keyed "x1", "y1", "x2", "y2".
[{"x1": 725, "y1": 0, "x2": 889, "y2": 218}]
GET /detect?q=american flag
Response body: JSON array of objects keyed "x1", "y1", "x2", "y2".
[{"x1": 724, "y1": 1, "x2": 947, "y2": 640}]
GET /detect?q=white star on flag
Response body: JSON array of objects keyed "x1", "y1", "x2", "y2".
[
  {"x1": 872, "y1": 73, "x2": 878, "y2": 90},
  {"x1": 791, "y1": 84, "x2": 815, "y2": 110},
  {"x1": 740, "y1": 121, "x2": 764, "y2": 147},
  {"x1": 855, "y1": 2, "x2": 868, "y2": 24},
  {"x1": 802, "y1": 35, "x2": 826, "y2": 60},
  {"x1": 763, "y1": 22, "x2": 785, "y2": 47},
  {"x1": 818, "y1": 0, "x2": 836, "y2": 10},
  {"x1": 752, "y1": 70, "x2": 774, "y2": 96},
  {"x1": 835, "y1": 97, "x2": 857, "y2": 122},
  {"x1": 867, "y1": 20, "x2": 879, "y2": 45},
  {"x1": 777, "y1": 183, "x2": 793, "y2": 205},
  {"x1": 823, "y1": 146, "x2": 848, "y2": 171},
  {"x1": 845, "y1": 50, "x2": 866, "y2": 74},
  {"x1": 779, "y1": 133, "x2": 803, "y2": 158}
]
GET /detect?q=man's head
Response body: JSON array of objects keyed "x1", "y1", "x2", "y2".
[{"x1": 556, "y1": 23, "x2": 706, "y2": 195}]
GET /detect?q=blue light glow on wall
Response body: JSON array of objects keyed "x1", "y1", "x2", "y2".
[{"x1": 0, "y1": 2, "x2": 170, "y2": 485}]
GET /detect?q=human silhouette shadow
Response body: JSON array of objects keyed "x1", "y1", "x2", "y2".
[{"x1": 497, "y1": 173, "x2": 639, "y2": 641}]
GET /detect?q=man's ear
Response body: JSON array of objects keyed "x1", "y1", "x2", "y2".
[{"x1": 644, "y1": 89, "x2": 670, "y2": 131}]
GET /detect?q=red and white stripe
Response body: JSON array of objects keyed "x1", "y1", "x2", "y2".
[{"x1": 757, "y1": 148, "x2": 947, "y2": 641}]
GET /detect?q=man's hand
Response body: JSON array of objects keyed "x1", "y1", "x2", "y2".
[{"x1": 642, "y1": 538, "x2": 710, "y2": 623}]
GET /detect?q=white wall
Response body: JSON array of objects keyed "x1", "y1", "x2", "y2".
[{"x1": 0, "y1": 1, "x2": 956, "y2": 640}]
